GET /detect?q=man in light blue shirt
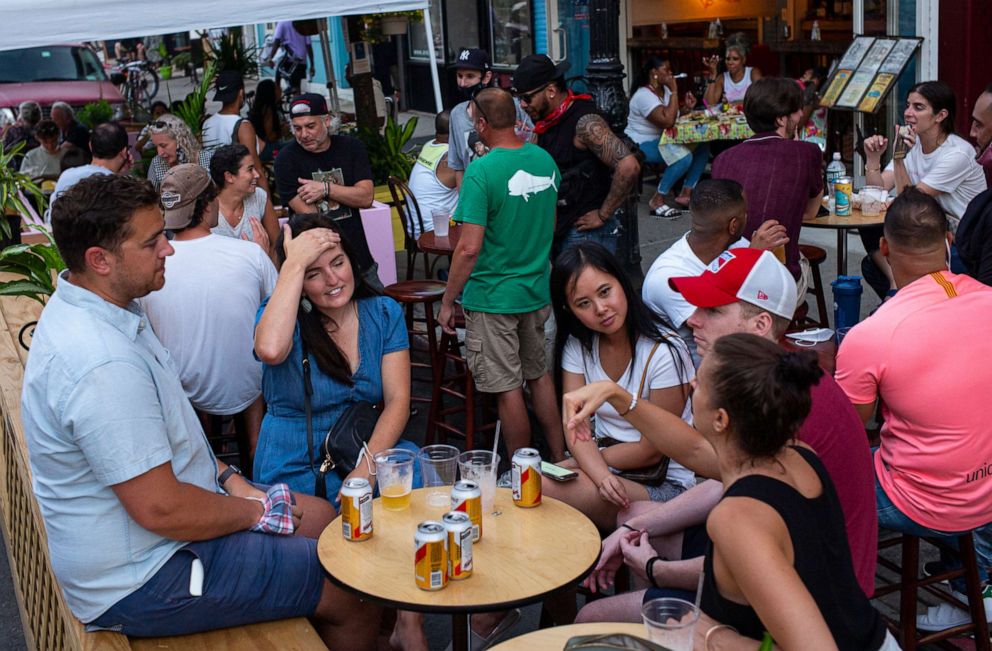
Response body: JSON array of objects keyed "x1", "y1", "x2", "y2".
[
  {"x1": 44, "y1": 122, "x2": 131, "y2": 221},
  {"x1": 22, "y1": 174, "x2": 380, "y2": 646}
]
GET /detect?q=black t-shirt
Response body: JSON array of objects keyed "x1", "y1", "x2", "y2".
[
  {"x1": 274, "y1": 135, "x2": 375, "y2": 271},
  {"x1": 63, "y1": 120, "x2": 90, "y2": 152}
]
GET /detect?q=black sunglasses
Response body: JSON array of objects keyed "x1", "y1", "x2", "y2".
[
  {"x1": 471, "y1": 98, "x2": 491, "y2": 126},
  {"x1": 514, "y1": 83, "x2": 550, "y2": 104}
]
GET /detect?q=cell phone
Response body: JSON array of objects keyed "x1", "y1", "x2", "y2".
[{"x1": 541, "y1": 461, "x2": 578, "y2": 482}]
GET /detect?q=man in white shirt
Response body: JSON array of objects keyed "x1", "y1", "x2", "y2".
[
  {"x1": 47, "y1": 122, "x2": 132, "y2": 221},
  {"x1": 407, "y1": 111, "x2": 457, "y2": 238},
  {"x1": 138, "y1": 164, "x2": 277, "y2": 453},
  {"x1": 642, "y1": 179, "x2": 786, "y2": 365}
]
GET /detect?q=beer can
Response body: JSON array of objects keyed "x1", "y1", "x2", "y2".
[
  {"x1": 414, "y1": 521, "x2": 448, "y2": 591},
  {"x1": 451, "y1": 480, "x2": 483, "y2": 542},
  {"x1": 511, "y1": 448, "x2": 542, "y2": 508},
  {"x1": 834, "y1": 176, "x2": 853, "y2": 216},
  {"x1": 340, "y1": 477, "x2": 373, "y2": 542},
  {"x1": 442, "y1": 511, "x2": 473, "y2": 580}
]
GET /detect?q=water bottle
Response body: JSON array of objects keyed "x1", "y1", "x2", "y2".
[
  {"x1": 831, "y1": 275, "x2": 863, "y2": 343},
  {"x1": 825, "y1": 153, "x2": 846, "y2": 198}
]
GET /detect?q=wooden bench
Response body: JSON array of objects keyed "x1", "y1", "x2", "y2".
[{"x1": 0, "y1": 291, "x2": 326, "y2": 650}]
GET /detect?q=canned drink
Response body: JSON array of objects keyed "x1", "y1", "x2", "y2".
[
  {"x1": 442, "y1": 511, "x2": 474, "y2": 580},
  {"x1": 340, "y1": 478, "x2": 373, "y2": 542},
  {"x1": 834, "y1": 177, "x2": 853, "y2": 216},
  {"x1": 451, "y1": 480, "x2": 483, "y2": 542},
  {"x1": 511, "y1": 448, "x2": 542, "y2": 508},
  {"x1": 414, "y1": 521, "x2": 448, "y2": 591}
]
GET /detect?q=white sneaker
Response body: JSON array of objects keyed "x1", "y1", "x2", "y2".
[{"x1": 916, "y1": 586, "x2": 992, "y2": 632}]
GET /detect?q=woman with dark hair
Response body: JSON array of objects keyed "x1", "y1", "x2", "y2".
[
  {"x1": 625, "y1": 57, "x2": 710, "y2": 216},
  {"x1": 544, "y1": 243, "x2": 694, "y2": 529},
  {"x1": 861, "y1": 80, "x2": 987, "y2": 297},
  {"x1": 568, "y1": 334, "x2": 896, "y2": 649},
  {"x1": 210, "y1": 143, "x2": 280, "y2": 253},
  {"x1": 248, "y1": 79, "x2": 287, "y2": 164}
]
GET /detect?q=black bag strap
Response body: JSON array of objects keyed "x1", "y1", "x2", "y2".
[
  {"x1": 300, "y1": 330, "x2": 327, "y2": 499},
  {"x1": 230, "y1": 118, "x2": 245, "y2": 144}
]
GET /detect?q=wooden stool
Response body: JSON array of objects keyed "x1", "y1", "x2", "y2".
[
  {"x1": 798, "y1": 244, "x2": 829, "y2": 328},
  {"x1": 197, "y1": 408, "x2": 252, "y2": 478},
  {"x1": 427, "y1": 325, "x2": 497, "y2": 450},
  {"x1": 384, "y1": 280, "x2": 446, "y2": 409},
  {"x1": 874, "y1": 531, "x2": 990, "y2": 650}
]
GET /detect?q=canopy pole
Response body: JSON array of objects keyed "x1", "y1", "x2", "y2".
[
  {"x1": 423, "y1": 6, "x2": 443, "y2": 112},
  {"x1": 318, "y1": 18, "x2": 340, "y2": 113}
]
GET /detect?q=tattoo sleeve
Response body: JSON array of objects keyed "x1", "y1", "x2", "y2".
[{"x1": 576, "y1": 113, "x2": 640, "y2": 219}]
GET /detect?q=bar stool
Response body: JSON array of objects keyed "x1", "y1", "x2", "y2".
[
  {"x1": 798, "y1": 244, "x2": 830, "y2": 329},
  {"x1": 383, "y1": 280, "x2": 446, "y2": 409},
  {"x1": 874, "y1": 531, "x2": 990, "y2": 650}
]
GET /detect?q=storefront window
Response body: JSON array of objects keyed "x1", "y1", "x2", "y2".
[
  {"x1": 446, "y1": 1, "x2": 481, "y2": 63},
  {"x1": 489, "y1": 0, "x2": 533, "y2": 68},
  {"x1": 410, "y1": 2, "x2": 444, "y2": 61}
]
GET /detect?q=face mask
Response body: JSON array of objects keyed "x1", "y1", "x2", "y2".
[
  {"x1": 977, "y1": 140, "x2": 992, "y2": 168},
  {"x1": 459, "y1": 81, "x2": 486, "y2": 100}
]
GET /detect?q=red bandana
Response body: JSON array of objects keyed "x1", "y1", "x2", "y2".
[{"x1": 533, "y1": 90, "x2": 593, "y2": 134}]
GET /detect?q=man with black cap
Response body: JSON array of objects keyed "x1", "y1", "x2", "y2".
[
  {"x1": 274, "y1": 92, "x2": 378, "y2": 287},
  {"x1": 201, "y1": 71, "x2": 270, "y2": 193},
  {"x1": 448, "y1": 48, "x2": 532, "y2": 188},
  {"x1": 512, "y1": 54, "x2": 640, "y2": 255}
]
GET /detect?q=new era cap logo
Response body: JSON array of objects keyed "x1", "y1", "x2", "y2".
[
  {"x1": 161, "y1": 191, "x2": 181, "y2": 209},
  {"x1": 756, "y1": 290, "x2": 769, "y2": 300},
  {"x1": 707, "y1": 250, "x2": 736, "y2": 273},
  {"x1": 291, "y1": 101, "x2": 311, "y2": 115}
]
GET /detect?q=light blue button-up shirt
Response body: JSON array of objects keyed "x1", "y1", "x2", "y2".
[{"x1": 21, "y1": 271, "x2": 220, "y2": 623}]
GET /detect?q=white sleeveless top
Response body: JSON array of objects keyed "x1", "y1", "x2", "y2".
[
  {"x1": 723, "y1": 67, "x2": 753, "y2": 103},
  {"x1": 201, "y1": 113, "x2": 243, "y2": 152},
  {"x1": 407, "y1": 140, "x2": 457, "y2": 239}
]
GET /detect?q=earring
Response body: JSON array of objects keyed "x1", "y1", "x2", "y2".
[{"x1": 300, "y1": 297, "x2": 312, "y2": 313}]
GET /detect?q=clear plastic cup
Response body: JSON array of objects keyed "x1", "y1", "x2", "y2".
[
  {"x1": 458, "y1": 450, "x2": 500, "y2": 514},
  {"x1": 641, "y1": 598, "x2": 700, "y2": 651},
  {"x1": 374, "y1": 448, "x2": 416, "y2": 511},
  {"x1": 419, "y1": 444, "x2": 460, "y2": 508},
  {"x1": 861, "y1": 185, "x2": 886, "y2": 217},
  {"x1": 431, "y1": 209, "x2": 450, "y2": 237}
]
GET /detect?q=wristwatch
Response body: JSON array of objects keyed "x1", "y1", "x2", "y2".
[{"x1": 218, "y1": 465, "x2": 243, "y2": 488}]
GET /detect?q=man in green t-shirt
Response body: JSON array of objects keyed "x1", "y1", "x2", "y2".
[{"x1": 439, "y1": 88, "x2": 565, "y2": 461}]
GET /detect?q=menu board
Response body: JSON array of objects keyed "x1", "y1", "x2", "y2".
[{"x1": 820, "y1": 36, "x2": 922, "y2": 113}]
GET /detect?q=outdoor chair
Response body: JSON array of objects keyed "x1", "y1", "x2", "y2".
[{"x1": 387, "y1": 175, "x2": 439, "y2": 280}]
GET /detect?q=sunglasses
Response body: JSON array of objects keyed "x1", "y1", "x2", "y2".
[
  {"x1": 151, "y1": 120, "x2": 169, "y2": 129},
  {"x1": 471, "y1": 98, "x2": 491, "y2": 126},
  {"x1": 514, "y1": 83, "x2": 550, "y2": 104}
]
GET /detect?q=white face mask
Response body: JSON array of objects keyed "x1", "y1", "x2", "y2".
[{"x1": 785, "y1": 327, "x2": 835, "y2": 345}]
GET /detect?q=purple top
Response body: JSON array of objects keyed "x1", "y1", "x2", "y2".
[
  {"x1": 712, "y1": 133, "x2": 823, "y2": 277},
  {"x1": 274, "y1": 21, "x2": 310, "y2": 60}
]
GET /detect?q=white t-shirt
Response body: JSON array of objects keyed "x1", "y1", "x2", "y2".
[
  {"x1": 561, "y1": 334, "x2": 696, "y2": 488},
  {"x1": 201, "y1": 112, "x2": 243, "y2": 152},
  {"x1": 625, "y1": 86, "x2": 671, "y2": 144},
  {"x1": 137, "y1": 234, "x2": 277, "y2": 415},
  {"x1": 643, "y1": 233, "x2": 749, "y2": 363},
  {"x1": 213, "y1": 187, "x2": 268, "y2": 241},
  {"x1": 884, "y1": 133, "x2": 987, "y2": 231}
]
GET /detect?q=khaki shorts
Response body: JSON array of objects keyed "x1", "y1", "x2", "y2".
[{"x1": 463, "y1": 306, "x2": 551, "y2": 393}]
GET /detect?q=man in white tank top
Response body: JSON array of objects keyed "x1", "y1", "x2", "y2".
[
  {"x1": 201, "y1": 71, "x2": 271, "y2": 193},
  {"x1": 407, "y1": 111, "x2": 458, "y2": 238}
]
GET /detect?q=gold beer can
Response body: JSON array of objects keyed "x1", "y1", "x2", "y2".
[
  {"x1": 450, "y1": 480, "x2": 483, "y2": 542},
  {"x1": 511, "y1": 448, "x2": 542, "y2": 508},
  {"x1": 834, "y1": 177, "x2": 853, "y2": 216},
  {"x1": 414, "y1": 521, "x2": 448, "y2": 590},
  {"x1": 340, "y1": 478, "x2": 373, "y2": 541},
  {"x1": 442, "y1": 511, "x2": 474, "y2": 580}
]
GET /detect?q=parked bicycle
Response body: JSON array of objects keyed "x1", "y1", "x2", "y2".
[{"x1": 110, "y1": 60, "x2": 159, "y2": 118}]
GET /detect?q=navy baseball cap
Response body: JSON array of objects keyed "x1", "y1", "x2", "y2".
[
  {"x1": 453, "y1": 48, "x2": 491, "y2": 72},
  {"x1": 289, "y1": 93, "x2": 329, "y2": 117}
]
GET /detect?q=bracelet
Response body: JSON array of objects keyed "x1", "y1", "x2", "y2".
[
  {"x1": 704, "y1": 624, "x2": 739, "y2": 650},
  {"x1": 620, "y1": 523, "x2": 637, "y2": 532},
  {"x1": 619, "y1": 393, "x2": 638, "y2": 417},
  {"x1": 323, "y1": 180, "x2": 330, "y2": 198},
  {"x1": 645, "y1": 556, "x2": 663, "y2": 589},
  {"x1": 865, "y1": 165, "x2": 880, "y2": 173}
]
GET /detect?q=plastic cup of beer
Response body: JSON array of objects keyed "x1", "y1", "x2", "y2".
[
  {"x1": 458, "y1": 450, "x2": 500, "y2": 514},
  {"x1": 431, "y1": 210, "x2": 450, "y2": 238},
  {"x1": 374, "y1": 448, "x2": 416, "y2": 511},
  {"x1": 419, "y1": 444, "x2": 460, "y2": 508},
  {"x1": 641, "y1": 598, "x2": 700, "y2": 651}
]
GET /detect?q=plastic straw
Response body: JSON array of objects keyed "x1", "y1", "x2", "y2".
[
  {"x1": 491, "y1": 420, "x2": 501, "y2": 460},
  {"x1": 695, "y1": 567, "x2": 704, "y2": 610}
]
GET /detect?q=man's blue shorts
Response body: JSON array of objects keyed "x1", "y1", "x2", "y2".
[{"x1": 87, "y1": 531, "x2": 324, "y2": 637}]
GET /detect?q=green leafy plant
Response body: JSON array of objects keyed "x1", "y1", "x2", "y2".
[
  {"x1": 354, "y1": 115, "x2": 419, "y2": 185},
  {"x1": 208, "y1": 32, "x2": 259, "y2": 79},
  {"x1": 171, "y1": 61, "x2": 217, "y2": 136},
  {"x1": 0, "y1": 141, "x2": 46, "y2": 239},
  {"x1": 0, "y1": 226, "x2": 65, "y2": 305},
  {"x1": 76, "y1": 100, "x2": 114, "y2": 129},
  {"x1": 355, "y1": 11, "x2": 423, "y2": 43},
  {"x1": 156, "y1": 42, "x2": 171, "y2": 65},
  {"x1": 172, "y1": 51, "x2": 192, "y2": 71}
]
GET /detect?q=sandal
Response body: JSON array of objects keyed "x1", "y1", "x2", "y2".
[{"x1": 651, "y1": 205, "x2": 683, "y2": 220}]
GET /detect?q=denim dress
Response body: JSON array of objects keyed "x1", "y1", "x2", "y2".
[{"x1": 254, "y1": 295, "x2": 411, "y2": 498}]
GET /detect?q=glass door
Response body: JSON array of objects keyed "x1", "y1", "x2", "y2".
[{"x1": 555, "y1": 0, "x2": 590, "y2": 91}]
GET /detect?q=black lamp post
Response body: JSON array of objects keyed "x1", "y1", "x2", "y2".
[{"x1": 584, "y1": 0, "x2": 643, "y2": 284}]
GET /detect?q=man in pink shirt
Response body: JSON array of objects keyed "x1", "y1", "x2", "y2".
[{"x1": 836, "y1": 187, "x2": 992, "y2": 631}]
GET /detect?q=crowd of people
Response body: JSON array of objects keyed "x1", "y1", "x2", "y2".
[{"x1": 6, "y1": 26, "x2": 992, "y2": 651}]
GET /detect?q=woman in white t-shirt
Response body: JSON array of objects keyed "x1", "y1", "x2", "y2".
[
  {"x1": 625, "y1": 57, "x2": 711, "y2": 216},
  {"x1": 209, "y1": 143, "x2": 281, "y2": 257},
  {"x1": 861, "y1": 81, "x2": 988, "y2": 297},
  {"x1": 545, "y1": 243, "x2": 694, "y2": 530}
]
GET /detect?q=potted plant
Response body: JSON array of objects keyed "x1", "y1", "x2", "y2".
[
  {"x1": 172, "y1": 51, "x2": 192, "y2": 77},
  {"x1": 0, "y1": 226, "x2": 64, "y2": 305},
  {"x1": 76, "y1": 100, "x2": 114, "y2": 129},
  {"x1": 353, "y1": 114, "x2": 419, "y2": 186},
  {"x1": 171, "y1": 61, "x2": 217, "y2": 136},
  {"x1": 157, "y1": 42, "x2": 173, "y2": 80},
  {"x1": 0, "y1": 141, "x2": 46, "y2": 248},
  {"x1": 207, "y1": 32, "x2": 259, "y2": 79},
  {"x1": 355, "y1": 11, "x2": 423, "y2": 43}
]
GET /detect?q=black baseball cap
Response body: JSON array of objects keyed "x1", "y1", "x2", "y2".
[
  {"x1": 213, "y1": 70, "x2": 244, "y2": 103},
  {"x1": 453, "y1": 48, "x2": 491, "y2": 72},
  {"x1": 289, "y1": 93, "x2": 329, "y2": 117},
  {"x1": 511, "y1": 54, "x2": 571, "y2": 95}
]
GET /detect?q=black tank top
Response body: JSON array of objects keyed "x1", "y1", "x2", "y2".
[
  {"x1": 701, "y1": 446, "x2": 886, "y2": 649},
  {"x1": 536, "y1": 98, "x2": 612, "y2": 238}
]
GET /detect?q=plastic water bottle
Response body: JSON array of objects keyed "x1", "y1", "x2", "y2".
[{"x1": 826, "y1": 152, "x2": 846, "y2": 198}]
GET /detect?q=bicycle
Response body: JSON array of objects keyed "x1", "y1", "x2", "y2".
[{"x1": 111, "y1": 60, "x2": 159, "y2": 117}]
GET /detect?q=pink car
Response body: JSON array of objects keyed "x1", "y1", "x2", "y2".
[{"x1": 0, "y1": 44, "x2": 124, "y2": 124}]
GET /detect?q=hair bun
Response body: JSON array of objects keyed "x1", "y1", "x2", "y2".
[{"x1": 775, "y1": 350, "x2": 823, "y2": 388}]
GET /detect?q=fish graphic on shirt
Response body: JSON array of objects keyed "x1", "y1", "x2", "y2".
[{"x1": 507, "y1": 170, "x2": 558, "y2": 202}]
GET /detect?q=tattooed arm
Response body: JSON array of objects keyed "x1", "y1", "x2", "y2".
[{"x1": 575, "y1": 113, "x2": 641, "y2": 223}]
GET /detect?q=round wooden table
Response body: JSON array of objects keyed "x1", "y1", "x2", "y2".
[
  {"x1": 490, "y1": 622, "x2": 647, "y2": 650},
  {"x1": 317, "y1": 487, "x2": 601, "y2": 651},
  {"x1": 417, "y1": 223, "x2": 462, "y2": 257},
  {"x1": 802, "y1": 206, "x2": 885, "y2": 276}
]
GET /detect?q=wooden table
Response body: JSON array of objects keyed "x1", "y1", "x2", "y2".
[
  {"x1": 417, "y1": 223, "x2": 461, "y2": 257},
  {"x1": 317, "y1": 487, "x2": 601, "y2": 651},
  {"x1": 490, "y1": 622, "x2": 647, "y2": 650},
  {"x1": 802, "y1": 206, "x2": 885, "y2": 276}
]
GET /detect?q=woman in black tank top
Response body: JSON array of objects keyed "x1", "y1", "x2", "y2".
[{"x1": 690, "y1": 334, "x2": 892, "y2": 650}]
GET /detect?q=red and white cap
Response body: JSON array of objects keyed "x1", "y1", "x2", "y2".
[{"x1": 669, "y1": 248, "x2": 797, "y2": 319}]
